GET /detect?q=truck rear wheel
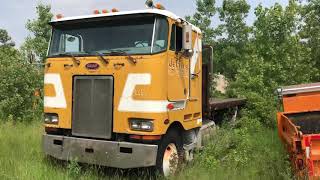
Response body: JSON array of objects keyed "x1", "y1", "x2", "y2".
[{"x1": 156, "y1": 129, "x2": 183, "y2": 177}]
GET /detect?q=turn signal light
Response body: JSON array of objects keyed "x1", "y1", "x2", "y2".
[
  {"x1": 93, "y1": 10, "x2": 100, "y2": 14},
  {"x1": 167, "y1": 103, "x2": 174, "y2": 110}
]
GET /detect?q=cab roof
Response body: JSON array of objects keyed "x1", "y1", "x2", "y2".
[{"x1": 50, "y1": 9, "x2": 202, "y2": 34}]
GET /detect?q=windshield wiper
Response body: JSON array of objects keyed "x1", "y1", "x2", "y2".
[
  {"x1": 104, "y1": 50, "x2": 137, "y2": 64},
  {"x1": 54, "y1": 52, "x2": 81, "y2": 66},
  {"x1": 88, "y1": 51, "x2": 109, "y2": 64}
]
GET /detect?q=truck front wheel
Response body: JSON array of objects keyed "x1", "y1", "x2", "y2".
[{"x1": 156, "y1": 129, "x2": 183, "y2": 177}]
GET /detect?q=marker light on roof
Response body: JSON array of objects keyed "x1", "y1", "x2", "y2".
[
  {"x1": 102, "y1": 9, "x2": 109, "y2": 13},
  {"x1": 111, "y1": 8, "x2": 119, "y2": 12},
  {"x1": 155, "y1": 3, "x2": 165, "y2": 10},
  {"x1": 93, "y1": 10, "x2": 100, "y2": 14},
  {"x1": 56, "y1": 14, "x2": 63, "y2": 19}
]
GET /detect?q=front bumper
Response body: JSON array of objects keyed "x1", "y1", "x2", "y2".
[{"x1": 43, "y1": 134, "x2": 158, "y2": 169}]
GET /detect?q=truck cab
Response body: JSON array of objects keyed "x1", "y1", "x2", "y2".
[{"x1": 43, "y1": 8, "x2": 245, "y2": 176}]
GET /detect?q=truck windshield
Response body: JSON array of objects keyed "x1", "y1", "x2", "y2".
[{"x1": 48, "y1": 16, "x2": 168, "y2": 57}]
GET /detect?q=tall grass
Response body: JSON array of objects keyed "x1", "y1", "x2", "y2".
[
  {"x1": 0, "y1": 119, "x2": 291, "y2": 180},
  {"x1": 0, "y1": 120, "x2": 158, "y2": 180},
  {"x1": 0, "y1": 120, "x2": 103, "y2": 180},
  {"x1": 176, "y1": 117, "x2": 292, "y2": 180}
]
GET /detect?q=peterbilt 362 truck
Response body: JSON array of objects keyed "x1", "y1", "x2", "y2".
[{"x1": 43, "y1": 4, "x2": 245, "y2": 176}]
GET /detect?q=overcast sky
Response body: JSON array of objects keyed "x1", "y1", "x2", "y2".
[{"x1": 0, "y1": 0, "x2": 287, "y2": 47}]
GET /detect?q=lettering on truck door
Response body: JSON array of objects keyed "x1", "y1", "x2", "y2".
[{"x1": 167, "y1": 24, "x2": 190, "y2": 101}]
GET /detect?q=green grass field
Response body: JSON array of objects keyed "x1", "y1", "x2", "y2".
[
  {"x1": 0, "y1": 121, "x2": 104, "y2": 180},
  {"x1": 0, "y1": 120, "x2": 292, "y2": 180}
]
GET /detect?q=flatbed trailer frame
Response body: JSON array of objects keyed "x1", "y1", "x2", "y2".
[{"x1": 209, "y1": 98, "x2": 246, "y2": 110}]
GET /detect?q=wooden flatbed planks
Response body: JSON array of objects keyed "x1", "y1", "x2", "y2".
[{"x1": 209, "y1": 98, "x2": 246, "y2": 110}]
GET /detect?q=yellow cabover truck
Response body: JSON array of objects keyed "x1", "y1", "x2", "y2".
[{"x1": 43, "y1": 5, "x2": 245, "y2": 176}]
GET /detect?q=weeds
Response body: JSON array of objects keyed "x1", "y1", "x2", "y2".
[
  {"x1": 174, "y1": 116, "x2": 292, "y2": 180},
  {"x1": 67, "y1": 159, "x2": 81, "y2": 178},
  {"x1": 0, "y1": 119, "x2": 291, "y2": 179}
]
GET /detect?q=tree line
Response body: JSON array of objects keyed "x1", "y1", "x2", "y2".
[
  {"x1": 188, "y1": 0, "x2": 320, "y2": 127},
  {"x1": 0, "y1": 4, "x2": 51, "y2": 120}
]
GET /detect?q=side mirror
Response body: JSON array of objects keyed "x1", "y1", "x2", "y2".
[
  {"x1": 182, "y1": 24, "x2": 193, "y2": 52},
  {"x1": 203, "y1": 45, "x2": 214, "y2": 76}
]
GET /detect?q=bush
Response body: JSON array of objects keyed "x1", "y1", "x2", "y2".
[{"x1": 0, "y1": 45, "x2": 42, "y2": 120}]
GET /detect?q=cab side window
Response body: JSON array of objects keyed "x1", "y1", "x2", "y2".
[
  {"x1": 169, "y1": 24, "x2": 183, "y2": 52},
  {"x1": 169, "y1": 25, "x2": 176, "y2": 51},
  {"x1": 176, "y1": 26, "x2": 182, "y2": 51}
]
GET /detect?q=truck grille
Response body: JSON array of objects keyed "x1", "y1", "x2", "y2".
[{"x1": 72, "y1": 76, "x2": 113, "y2": 139}]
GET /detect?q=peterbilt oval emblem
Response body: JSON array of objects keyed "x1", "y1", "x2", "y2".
[{"x1": 86, "y1": 63, "x2": 99, "y2": 70}]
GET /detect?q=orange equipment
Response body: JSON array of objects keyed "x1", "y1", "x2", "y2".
[{"x1": 277, "y1": 82, "x2": 320, "y2": 178}]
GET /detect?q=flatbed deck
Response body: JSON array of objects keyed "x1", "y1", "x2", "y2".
[{"x1": 209, "y1": 98, "x2": 246, "y2": 110}]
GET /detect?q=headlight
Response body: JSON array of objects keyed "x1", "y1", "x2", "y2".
[
  {"x1": 44, "y1": 113, "x2": 59, "y2": 124},
  {"x1": 129, "y1": 119, "x2": 154, "y2": 132}
]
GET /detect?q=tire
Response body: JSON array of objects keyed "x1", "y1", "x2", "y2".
[{"x1": 156, "y1": 129, "x2": 183, "y2": 177}]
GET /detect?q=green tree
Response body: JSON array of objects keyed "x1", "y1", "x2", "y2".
[
  {"x1": 0, "y1": 30, "x2": 42, "y2": 120},
  {"x1": 21, "y1": 3, "x2": 53, "y2": 63},
  {"x1": 215, "y1": 0, "x2": 251, "y2": 79},
  {"x1": 219, "y1": 0, "x2": 250, "y2": 44},
  {"x1": 0, "y1": 29, "x2": 15, "y2": 47},
  {"x1": 300, "y1": 0, "x2": 320, "y2": 81},
  {"x1": 229, "y1": 0, "x2": 316, "y2": 127},
  {"x1": 186, "y1": 0, "x2": 217, "y2": 44},
  {"x1": 253, "y1": 1, "x2": 315, "y2": 85}
]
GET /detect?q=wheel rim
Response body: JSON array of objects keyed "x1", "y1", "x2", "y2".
[{"x1": 162, "y1": 143, "x2": 179, "y2": 177}]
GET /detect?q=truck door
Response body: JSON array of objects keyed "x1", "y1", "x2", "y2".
[{"x1": 167, "y1": 24, "x2": 189, "y2": 101}]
